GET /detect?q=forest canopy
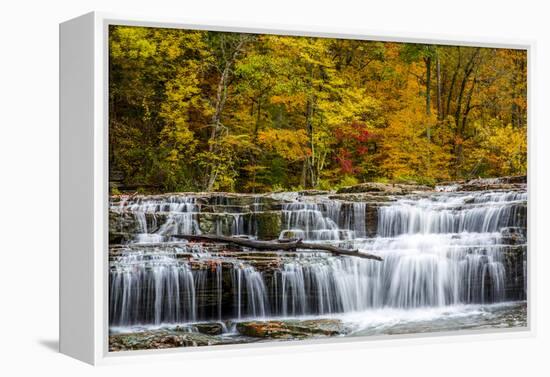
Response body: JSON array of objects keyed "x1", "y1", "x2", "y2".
[{"x1": 109, "y1": 25, "x2": 527, "y2": 193}]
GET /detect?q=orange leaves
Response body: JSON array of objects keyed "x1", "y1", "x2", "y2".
[{"x1": 269, "y1": 93, "x2": 306, "y2": 108}]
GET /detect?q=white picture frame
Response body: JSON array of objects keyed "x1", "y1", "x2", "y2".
[{"x1": 59, "y1": 11, "x2": 536, "y2": 365}]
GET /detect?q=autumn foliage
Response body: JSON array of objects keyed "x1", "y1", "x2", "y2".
[{"x1": 109, "y1": 26, "x2": 527, "y2": 193}]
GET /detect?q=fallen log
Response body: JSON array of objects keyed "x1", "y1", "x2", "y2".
[{"x1": 172, "y1": 234, "x2": 383, "y2": 261}]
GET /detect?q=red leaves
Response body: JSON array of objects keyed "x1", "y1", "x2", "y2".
[
  {"x1": 356, "y1": 145, "x2": 369, "y2": 156},
  {"x1": 335, "y1": 149, "x2": 354, "y2": 174},
  {"x1": 335, "y1": 121, "x2": 373, "y2": 143},
  {"x1": 334, "y1": 122, "x2": 375, "y2": 174}
]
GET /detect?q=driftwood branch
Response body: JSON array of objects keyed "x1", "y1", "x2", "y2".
[{"x1": 173, "y1": 234, "x2": 383, "y2": 261}]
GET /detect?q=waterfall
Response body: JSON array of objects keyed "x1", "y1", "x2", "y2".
[
  {"x1": 109, "y1": 251, "x2": 197, "y2": 326},
  {"x1": 353, "y1": 202, "x2": 367, "y2": 238},
  {"x1": 109, "y1": 187, "x2": 526, "y2": 327},
  {"x1": 378, "y1": 191, "x2": 526, "y2": 237},
  {"x1": 281, "y1": 203, "x2": 344, "y2": 241},
  {"x1": 112, "y1": 196, "x2": 201, "y2": 243},
  {"x1": 110, "y1": 249, "x2": 270, "y2": 326}
]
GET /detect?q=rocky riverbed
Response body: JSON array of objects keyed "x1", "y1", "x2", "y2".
[
  {"x1": 109, "y1": 301, "x2": 527, "y2": 351},
  {"x1": 109, "y1": 318, "x2": 348, "y2": 351}
]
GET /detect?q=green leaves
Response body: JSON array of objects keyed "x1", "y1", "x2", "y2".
[{"x1": 399, "y1": 43, "x2": 437, "y2": 63}]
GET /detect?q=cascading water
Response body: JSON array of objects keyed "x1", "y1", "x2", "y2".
[
  {"x1": 109, "y1": 186, "x2": 526, "y2": 329},
  {"x1": 378, "y1": 191, "x2": 527, "y2": 237},
  {"x1": 280, "y1": 202, "x2": 346, "y2": 241}
]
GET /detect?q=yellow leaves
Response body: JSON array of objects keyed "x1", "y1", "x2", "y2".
[
  {"x1": 257, "y1": 129, "x2": 309, "y2": 162},
  {"x1": 220, "y1": 134, "x2": 258, "y2": 152},
  {"x1": 166, "y1": 149, "x2": 179, "y2": 163},
  {"x1": 378, "y1": 98, "x2": 451, "y2": 182},
  {"x1": 242, "y1": 164, "x2": 267, "y2": 173},
  {"x1": 270, "y1": 94, "x2": 306, "y2": 108},
  {"x1": 476, "y1": 122, "x2": 527, "y2": 176},
  {"x1": 110, "y1": 27, "x2": 157, "y2": 61},
  {"x1": 322, "y1": 88, "x2": 382, "y2": 128},
  {"x1": 110, "y1": 25, "x2": 527, "y2": 192}
]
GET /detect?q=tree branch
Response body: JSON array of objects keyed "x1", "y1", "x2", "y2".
[{"x1": 172, "y1": 234, "x2": 383, "y2": 261}]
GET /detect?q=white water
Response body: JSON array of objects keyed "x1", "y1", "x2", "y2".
[
  {"x1": 109, "y1": 188, "x2": 526, "y2": 327},
  {"x1": 378, "y1": 192, "x2": 526, "y2": 236}
]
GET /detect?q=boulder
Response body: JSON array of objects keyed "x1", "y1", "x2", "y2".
[
  {"x1": 436, "y1": 176, "x2": 527, "y2": 192},
  {"x1": 193, "y1": 322, "x2": 225, "y2": 335},
  {"x1": 298, "y1": 190, "x2": 332, "y2": 196},
  {"x1": 236, "y1": 319, "x2": 346, "y2": 339},
  {"x1": 337, "y1": 182, "x2": 432, "y2": 195}
]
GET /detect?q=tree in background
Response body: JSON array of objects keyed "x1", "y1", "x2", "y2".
[{"x1": 109, "y1": 26, "x2": 527, "y2": 193}]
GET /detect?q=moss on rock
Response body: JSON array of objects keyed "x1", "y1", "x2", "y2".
[{"x1": 253, "y1": 211, "x2": 282, "y2": 240}]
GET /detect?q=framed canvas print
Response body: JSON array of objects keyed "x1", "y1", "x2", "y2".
[{"x1": 60, "y1": 12, "x2": 532, "y2": 365}]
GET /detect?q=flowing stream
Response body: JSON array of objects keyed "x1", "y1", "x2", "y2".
[{"x1": 109, "y1": 185, "x2": 527, "y2": 337}]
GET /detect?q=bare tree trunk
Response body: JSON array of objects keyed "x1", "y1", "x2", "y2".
[
  {"x1": 301, "y1": 161, "x2": 307, "y2": 188},
  {"x1": 304, "y1": 64, "x2": 316, "y2": 188},
  {"x1": 453, "y1": 48, "x2": 480, "y2": 178},
  {"x1": 445, "y1": 47, "x2": 462, "y2": 119},
  {"x1": 462, "y1": 76, "x2": 477, "y2": 133},
  {"x1": 424, "y1": 56, "x2": 432, "y2": 143},
  {"x1": 425, "y1": 57, "x2": 432, "y2": 116},
  {"x1": 253, "y1": 99, "x2": 262, "y2": 139},
  {"x1": 206, "y1": 36, "x2": 248, "y2": 191},
  {"x1": 210, "y1": 70, "x2": 228, "y2": 143},
  {"x1": 306, "y1": 97, "x2": 315, "y2": 187},
  {"x1": 454, "y1": 49, "x2": 479, "y2": 131},
  {"x1": 436, "y1": 54, "x2": 442, "y2": 120},
  {"x1": 173, "y1": 234, "x2": 383, "y2": 261},
  {"x1": 206, "y1": 66, "x2": 230, "y2": 190}
]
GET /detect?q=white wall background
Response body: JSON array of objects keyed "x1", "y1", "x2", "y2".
[{"x1": 1, "y1": 0, "x2": 548, "y2": 375}]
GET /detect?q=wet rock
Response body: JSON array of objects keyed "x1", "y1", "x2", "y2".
[
  {"x1": 109, "y1": 211, "x2": 168, "y2": 243},
  {"x1": 468, "y1": 176, "x2": 526, "y2": 185},
  {"x1": 284, "y1": 319, "x2": 347, "y2": 336},
  {"x1": 196, "y1": 209, "x2": 289, "y2": 238},
  {"x1": 197, "y1": 213, "x2": 216, "y2": 234},
  {"x1": 109, "y1": 231, "x2": 133, "y2": 245},
  {"x1": 201, "y1": 204, "x2": 251, "y2": 214},
  {"x1": 236, "y1": 321, "x2": 301, "y2": 339},
  {"x1": 109, "y1": 330, "x2": 224, "y2": 351},
  {"x1": 436, "y1": 176, "x2": 527, "y2": 192},
  {"x1": 501, "y1": 227, "x2": 527, "y2": 245},
  {"x1": 329, "y1": 193, "x2": 394, "y2": 202},
  {"x1": 198, "y1": 213, "x2": 251, "y2": 235},
  {"x1": 298, "y1": 190, "x2": 332, "y2": 196},
  {"x1": 204, "y1": 194, "x2": 283, "y2": 209},
  {"x1": 337, "y1": 182, "x2": 432, "y2": 195},
  {"x1": 193, "y1": 322, "x2": 224, "y2": 335},
  {"x1": 502, "y1": 245, "x2": 527, "y2": 301},
  {"x1": 365, "y1": 205, "x2": 379, "y2": 237},
  {"x1": 252, "y1": 211, "x2": 282, "y2": 240},
  {"x1": 278, "y1": 230, "x2": 303, "y2": 240},
  {"x1": 109, "y1": 211, "x2": 139, "y2": 235},
  {"x1": 236, "y1": 319, "x2": 346, "y2": 339}
]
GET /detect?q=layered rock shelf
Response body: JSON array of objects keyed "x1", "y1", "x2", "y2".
[{"x1": 108, "y1": 176, "x2": 527, "y2": 349}]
